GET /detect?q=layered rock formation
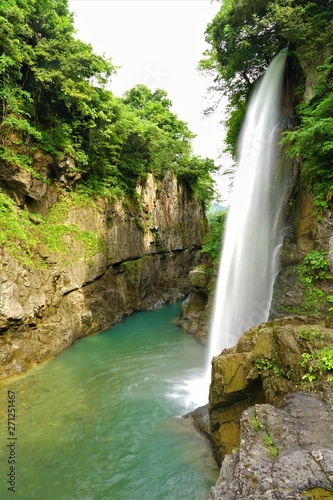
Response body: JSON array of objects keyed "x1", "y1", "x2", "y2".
[
  {"x1": 209, "y1": 391, "x2": 333, "y2": 499},
  {"x1": 202, "y1": 316, "x2": 333, "y2": 498},
  {"x1": 0, "y1": 158, "x2": 208, "y2": 379},
  {"x1": 178, "y1": 267, "x2": 215, "y2": 344},
  {"x1": 271, "y1": 188, "x2": 333, "y2": 320},
  {"x1": 208, "y1": 315, "x2": 333, "y2": 460}
]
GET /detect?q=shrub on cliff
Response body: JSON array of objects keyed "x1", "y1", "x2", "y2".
[
  {"x1": 282, "y1": 56, "x2": 333, "y2": 211},
  {"x1": 201, "y1": 208, "x2": 227, "y2": 266}
]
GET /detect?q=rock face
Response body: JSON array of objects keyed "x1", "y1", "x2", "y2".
[
  {"x1": 208, "y1": 315, "x2": 333, "y2": 463},
  {"x1": 178, "y1": 267, "x2": 216, "y2": 343},
  {"x1": 210, "y1": 391, "x2": 333, "y2": 499},
  {"x1": 271, "y1": 187, "x2": 333, "y2": 320},
  {"x1": 206, "y1": 316, "x2": 333, "y2": 499},
  {"x1": 0, "y1": 168, "x2": 208, "y2": 380}
]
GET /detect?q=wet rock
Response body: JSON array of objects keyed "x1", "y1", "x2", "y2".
[
  {"x1": 178, "y1": 267, "x2": 215, "y2": 343},
  {"x1": 184, "y1": 404, "x2": 212, "y2": 441},
  {"x1": 210, "y1": 352, "x2": 258, "y2": 407},
  {"x1": 189, "y1": 268, "x2": 210, "y2": 291}
]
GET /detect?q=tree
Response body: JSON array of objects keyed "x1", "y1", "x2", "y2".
[
  {"x1": 199, "y1": 0, "x2": 333, "y2": 157},
  {"x1": 122, "y1": 84, "x2": 194, "y2": 141},
  {"x1": 0, "y1": 0, "x2": 217, "y2": 204},
  {"x1": 0, "y1": 0, "x2": 115, "y2": 158},
  {"x1": 282, "y1": 55, "x2": 333, "y2": 211}
]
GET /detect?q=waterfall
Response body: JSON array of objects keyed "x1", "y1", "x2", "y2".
[
  {"x1": 207, "y1": 50, "x2": 288, "y2": 361},
  {"x1": 185, "y1": 50, "x2": 288, "y2": 407}
]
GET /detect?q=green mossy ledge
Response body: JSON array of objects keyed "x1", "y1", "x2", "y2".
[{"x1": 203, "y1": 316, "x2": 333, "y2": 498}]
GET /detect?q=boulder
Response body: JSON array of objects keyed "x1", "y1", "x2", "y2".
[
  {"x1": 209, "y1": 391, "x2": 333, "y2": 499},
  {"x1": 178, "y1": 267, "x2": 216, "y2": 343},
  {"x1": 208, "y1": 316, "x2": 333, "y2": 465}
]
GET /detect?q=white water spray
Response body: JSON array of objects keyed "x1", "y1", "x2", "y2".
[{"x1": 188, "y1": 51, "x2": 288, "y2": 407}]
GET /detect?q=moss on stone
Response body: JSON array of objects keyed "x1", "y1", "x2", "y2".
[{"x1": 301, "y1": 487, "x2": 333, "y2": 499}]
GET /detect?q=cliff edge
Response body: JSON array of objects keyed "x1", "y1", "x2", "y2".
[{"x1": 0, "y1": 160, "x2": 207, "y2": 380}]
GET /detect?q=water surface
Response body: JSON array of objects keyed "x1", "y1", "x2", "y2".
[{"x1": 0, "y1": 302, "x2": 218, "y2": 499}]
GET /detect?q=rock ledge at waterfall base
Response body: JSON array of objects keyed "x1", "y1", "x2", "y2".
[
  {"x1": 194, "y1": 315, "x2": 333, "y2": 499},
  {"x1": 209, "y1": 391, "x2": 333, "y2": 500}
]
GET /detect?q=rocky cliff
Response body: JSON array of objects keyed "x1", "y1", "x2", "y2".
[
  {"x1": 187, "y1": 201, "x2": 333, "y2": 496},
  {"x1": 0, "y1": 157, "x2": 207, "y2": 380},
  {"x1": 209, "y1": 391, "x2": 333, "y2": 499},
  {"x1": 204, "y1": 315, "x2": 333, "y2": 498}
]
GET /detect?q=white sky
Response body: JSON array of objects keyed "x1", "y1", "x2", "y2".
[{"x1": 68, "y1": 0, "x2": 232, "y2": 202}]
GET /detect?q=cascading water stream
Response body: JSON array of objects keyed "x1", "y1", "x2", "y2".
[
  {"x1": 184, "y1": 50, "x2": 289, "y2": 407},
  {"x1": 208, "y1": 50, "x2": 288, "y2": 357}
]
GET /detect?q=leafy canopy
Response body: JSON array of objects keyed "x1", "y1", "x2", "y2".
[
  {"x1": 200, "y1": 0, "x2": 333, "y2": 158},
  {"x1": 0, "y1": 0, "x2": 217, "y2": 204},
  {"x1": 282, "y1": 56, "x2": 333, "y2": 211},
  {"x1": 201, "y1": 208, "x2": 227, "y2": 266}
]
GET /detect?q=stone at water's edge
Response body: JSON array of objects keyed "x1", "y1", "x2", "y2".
[
  {"x1": 209, "y1": 392, "x2": 333, "y2": 499},
  {"x1": 204, "y1": 315, "x2": 333, "y2": 497},
  {"x1": 184, "y1": 404, "x2": 212, "y2": 442},
  {"x1": 178, "y1": 267, "x2": 216, "y2": 344}
]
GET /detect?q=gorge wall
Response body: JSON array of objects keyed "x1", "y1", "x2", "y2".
[{"x1": 0, "y1": 156, "x2": 208, "y2": 380}]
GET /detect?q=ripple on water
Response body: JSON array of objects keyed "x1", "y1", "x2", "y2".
[{"x1": 0, "y1": 302, "x2": 217, "y2": 499}]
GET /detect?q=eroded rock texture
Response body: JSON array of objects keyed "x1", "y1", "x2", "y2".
[
  {"x1": 178, "y1": 267, "x2": 216, "y2": 344},
  {"x1": 0, "y1": 169, "x2": 208, "y2": 379},
  {"x1": 209, "y1": 392, "x2": 333, "y2": 500},
  {"x1": 208, "y1": 315, "x2": 333, "y2": 465}
]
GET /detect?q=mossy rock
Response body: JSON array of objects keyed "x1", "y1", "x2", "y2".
[
  {"x1": 210, "y1": 352, "x2": 258, "y2": 408},
  {"x1": 301, "y1": 487, "x2": 333, "y2": 499},
  {"x1": 208, "y1": 316, "x2": 333, "y2": 463}
]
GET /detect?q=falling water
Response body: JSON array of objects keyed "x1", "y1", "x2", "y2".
[{"x1": 185, "y1": 50, "x2": 289, "y2": 407}]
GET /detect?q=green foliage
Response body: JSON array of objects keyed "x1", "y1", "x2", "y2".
[
  {"x1": 121, "y1": 84, "x2": 218, "y2": 201},
  {"x1": 295, "y1": 250, "x2": 333, "y2": 319},
  {"x1": 0, "y1": 190, "x2": 104, "y2": 267},
  {"x1": 0, "y1": 191, "x2": 42, "y2": 267},
  {"x1": 303, "y1": 250, "x2": 331, "y2": 280},
  {"x1": 199, "y1": 0, "x2": 285, "y2": 103},
  {"x1": 282, "y1": 56, "x2": 333, "y2": 211},
  {"x1": 300, "y1": 347, "x2": 333, "y2": 384},
  {"x1": 200, "y1": 0, "x2": 333, "y2": 100},
  {"x1": 254, "y1": 354, "x2": 282, "y2": 378},
  {"x1": 121, "y1": 257, "x2": 145, "y2": 284},
  {"x1": 251, "y1": 410, "x2": 279, "y2": 458},
  {"x1": 199, "y1": 0, "x2": 286, "y2": 156},
  {"x1": 200, "y1": 0, "x2": 333, "y2": 165},
  {"x1": 201, "y1": 209, "x2": 227, "y2": 265},
  {"x1": 251, "y1": 414, "x2": 260, "y2": 430},
  {"x1": 123, "y1": 85, "x2": 190, "y2": 139},
  {"x1": 224, "y1": 102, "x2": 246, "y2": 157},
  {"x1": 298, "y1": 327, "x2": 326, "y2": 343},
  {"x1": 263, "y1": 432, "x2": 279, "y2": 458},
  {"x1": 134, "y1": 216, "x2": 144, "y2": 230},
  {"x1": 318, "y1": 347, "x2": 333, "y2": 372},
  {"x1": 0, "y1": 2, "x2": 216, "y2": 203}
]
